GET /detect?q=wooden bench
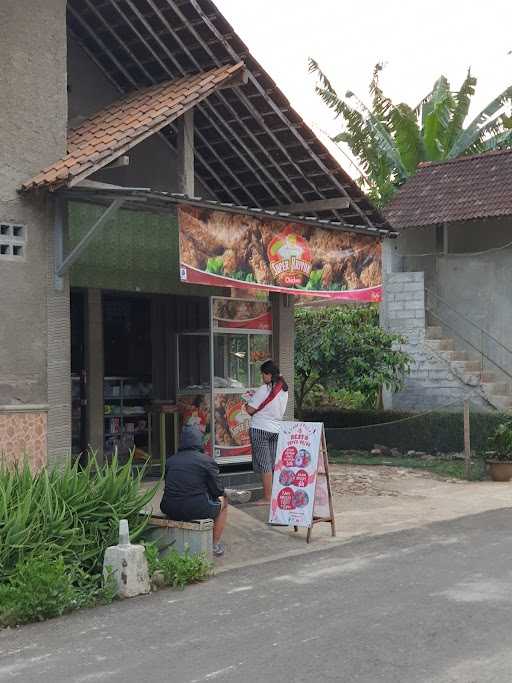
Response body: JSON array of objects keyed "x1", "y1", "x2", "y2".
[{"x1": 143, "y1": 511, "x2": 214, "y2": 559}]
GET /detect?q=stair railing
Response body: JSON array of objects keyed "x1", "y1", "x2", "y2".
[{"x1": 425, "y1": 288, "x2": 512, "y2": 384}]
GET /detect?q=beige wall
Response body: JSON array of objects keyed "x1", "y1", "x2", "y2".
[{"x1": 0, "y1": 0, "x2": 69, "y2": 463}]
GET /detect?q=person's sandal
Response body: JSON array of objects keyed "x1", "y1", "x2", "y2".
[{"x1": 213, "y1": 542, "x2": 225, "y2": 557}]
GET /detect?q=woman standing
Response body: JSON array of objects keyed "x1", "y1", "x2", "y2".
[{"x1": 246, "y1": 360, "x2": 289, "y2": 505}]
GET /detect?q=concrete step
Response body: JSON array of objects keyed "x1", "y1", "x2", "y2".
[
  {"x1": 451, "y1": 360, "x2": 482, "y2": 373},
  {"x1": 490, "y1": 395, "x2": 512, "y2": 410},
  {"x1": 426, "y1": 326, "x2": 443, "y2": 340},
  {"x1": 481, "y1": 382, "x2": 510, "y2": 395},
  {"x1": 439, "y1": 350, "x2": 467, "y2": 362},
  {"x1": 481, "y1": 372, "x2": 497, "y2": 383},
  {"x1": 427, "y1": 338, "x2": 455, "y2": 352}
]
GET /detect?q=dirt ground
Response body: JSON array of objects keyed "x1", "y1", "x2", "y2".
[{"x1": 328, "y1": 463, "x2": 460, "y2": 497}]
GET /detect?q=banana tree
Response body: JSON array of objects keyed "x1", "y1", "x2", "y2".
[{"x1": 309, "y1": 60, "x2": 512, "y2": 205}]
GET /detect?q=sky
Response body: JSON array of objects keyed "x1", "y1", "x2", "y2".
[{"x1": 215, "y1": 0, "x2": 512, "y2": 173}]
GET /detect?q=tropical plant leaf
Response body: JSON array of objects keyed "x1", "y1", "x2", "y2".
[
  {"x1": 444, "y1": 69, "x2": 477, "y2": 153},
  {"x1": 389, "y1": 103, "x2": 424, "y2": 174},
  {"x1": 449, "y1": 84, "x2": 512, "y2": 157},
  {"x1": 422, "y1": 76, "x2": 454, "y2": 160}
]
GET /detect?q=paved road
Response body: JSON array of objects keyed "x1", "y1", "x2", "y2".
[{"x1": 2, "y1": 509, "x2": 512, "y2": 682}]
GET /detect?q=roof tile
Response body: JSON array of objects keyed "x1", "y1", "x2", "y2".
[
  {"x1": 385, "y1": 149, "x2": 512, "y2": 229},
  {"x1": 20, "y1": 63, "x2": 245, "y2": 192}
]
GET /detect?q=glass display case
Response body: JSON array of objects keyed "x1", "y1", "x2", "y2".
[
  {"x1": 176, "y1": 333, "x2": 212, "y2": 455},
  {"x1": 175, "y1": 297, "x2": 272, "y2": 465},
  {"x1": 104, "y1": 377, "x2": 152, "y2": 455}
]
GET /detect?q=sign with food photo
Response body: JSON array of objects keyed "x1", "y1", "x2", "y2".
[
  {"x1": 212, "y1": 297, "x2": 272, "y2": 331},
  {"x1": 214, "y1": 392, "x2": 252, "y2": 458},
  {"x1": 177, "y1": 394, "x2": 212, "y2": 456},
  {"x1": 178, "y1": 206, "x2": 382, "y2": 301},
  {"x1": 269, "y1": 421, "x2": 326, "y2": 527}
]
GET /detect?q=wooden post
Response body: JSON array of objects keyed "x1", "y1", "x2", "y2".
[
  {"x1": 176, "y1": 109, "x2": 195, "y2": 196},
  {"x1": 464, "y1": 399, "x2": 471, "y2": 480},
  {"x1": 86, "y1": 289, "x2": 104, "y2": 463}
]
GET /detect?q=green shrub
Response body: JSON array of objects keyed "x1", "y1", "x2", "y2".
[
  {"x1": 0, "y1": 556, "x2": 75, "y2": 627},
  {"x1": 0, "y1": 556, "x2": 118, "y2": 628},
  {"x1": 303, "y1": 408, "x2": 509, "y2": 454},
  {"x1": 144, "y1": 543, "x2": 213, "y2": 590},
  {"x1": 142, "y1": 541, "x2": 161, "y2": 577},
  {"x1": 488, "y1": 421, "x2": 512, "y2": 460},
  {"x1": 0, "y1": 453, "x2": 159, "y2": 581},
  {"x1": 159, "y1": 549, "x2": 213, "y2": 589}
]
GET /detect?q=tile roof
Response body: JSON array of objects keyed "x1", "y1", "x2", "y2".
[
  {"x1": 20, "y1": 63, "x2": 245, "y2": 192},
  {"x1": 385, "y1": 148, "x2": 512, "y2": 229},
  {"x1": 66, "y1": 0, "x2": 388, "y2": 231}
]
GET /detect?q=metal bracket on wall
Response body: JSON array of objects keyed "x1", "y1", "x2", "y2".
[{"x1": 53, "y1": 198, "x2": 124, "y2": 290}]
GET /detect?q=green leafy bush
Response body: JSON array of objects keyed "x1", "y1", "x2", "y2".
[
  {"x1": 159, "y1": 549, "x2": 212, "y2": 589},
  {"x1": 303, "y1": 407, "x2": 509, "y2": 454},
  {"x1": 0, "y1": 556, "x2": 76, "y2": 626},
  {"x1": 488, "y1": 422, "x2": 512, "y2": 460},
  {"x1": 0, "y1": 453, "x2": 158, "y2": 581},
  {"x1": 295, "y1": 306, "x2": 410, "y2": 416},
  {"x1": 143, "y1": 541, "x2": 161, "y2": 577},
  {"x1": 0, "y1": 556, "x2": 118, "y2": 627},
  {"x1": 144, "y1": 543, "x2": 212, "y2": 590}
]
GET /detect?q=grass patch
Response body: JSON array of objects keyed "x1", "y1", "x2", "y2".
[
  {"x1": 329, "y1": 450, "x2": 487, "y2": 481},
  {"x1": 144, "y1": 543, "x2": 213, "y2": 591}
]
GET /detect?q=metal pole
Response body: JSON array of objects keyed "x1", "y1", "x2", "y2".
[{"x1": 464, "y1": 399, "x2": 471, "y2": 480}]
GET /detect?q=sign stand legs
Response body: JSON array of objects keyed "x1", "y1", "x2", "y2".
[{"x1": 302, "y1": 429, "x2": 336, "y2": 544}]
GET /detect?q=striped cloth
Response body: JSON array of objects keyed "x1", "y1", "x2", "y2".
[{"x1": 250, "y1": 427, "x2": 279, "y2": 473}]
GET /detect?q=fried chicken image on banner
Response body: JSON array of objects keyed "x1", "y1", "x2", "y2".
[{"x1": 178, "y1": 206, "x2": 381, "y2": 291}]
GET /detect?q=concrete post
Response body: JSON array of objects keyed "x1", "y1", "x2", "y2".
[
  {"x1": 176, "y1": 110, "x2": 195, "y2": 196},
  {"x1": 86, "y1": 289, "x2": 104, "y2": 462},
  {"x1": 47, "y1": 207, "x2": 71, "y2": 466},
  {"x1": 271, "y1": 293, "x2": 295, "y2": 419}
]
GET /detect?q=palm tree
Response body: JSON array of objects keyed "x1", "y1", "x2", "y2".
[{"x1": 309, "y1": 60, "x2": 512, "y2": 205}]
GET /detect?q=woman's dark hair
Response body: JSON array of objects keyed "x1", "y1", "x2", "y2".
[{"x1": 260, "y1": 360, "x2": 288, "y2": 392}]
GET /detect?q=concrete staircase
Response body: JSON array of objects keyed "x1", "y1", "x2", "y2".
[{"x1": 425, "y1": 326, "x2": 512, "y2": 412}]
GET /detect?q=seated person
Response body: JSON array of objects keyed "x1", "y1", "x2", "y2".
[{"x1": 160, "y1": 424, "x2": 228, "y2": 557}]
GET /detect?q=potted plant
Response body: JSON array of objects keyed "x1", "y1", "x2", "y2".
[{"x1": 487, "y1": 422, "x2": 512, "y2": 481}]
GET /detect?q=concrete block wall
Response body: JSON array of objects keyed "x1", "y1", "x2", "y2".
[{"x1": 382, "y1": 272, "x2": 488, "y2": 411}]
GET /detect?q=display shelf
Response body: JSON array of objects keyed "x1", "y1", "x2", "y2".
[
  {"x1": 103, "y1": 377, "x2": 151, "y2": 455},
  {"x1": 173, "y1": 298, "x2": 274, "y2": 465}
]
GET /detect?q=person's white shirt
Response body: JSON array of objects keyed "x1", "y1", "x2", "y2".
[{"x1": 248, "y1": 383, "x2": 288, "y2": 434}]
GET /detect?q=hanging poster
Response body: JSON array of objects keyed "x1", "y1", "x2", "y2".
[
  {"x1": 179, "y1": 206, "x2": 382, "y2": 301},
  {"x1": 269, "y1": 421, "x2": 329, "y2": 527},
  {"x1": 213, "y1": 392, "x2": 252, "y2": 458},
  {"x1": 212, "y1": 298, "x2": 272, "y2": 331},
  {"x1": 176, "y1": 394, "x2": 212, "y2": 456}
]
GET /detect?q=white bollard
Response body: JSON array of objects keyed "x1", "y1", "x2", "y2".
[{"x1": 103, "y1": 519, "x2": 150, "y2": 598}]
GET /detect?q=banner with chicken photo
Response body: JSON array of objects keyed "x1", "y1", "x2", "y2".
[
  {"x1": 214, "y1": 392, "x2": 252, "y2": 458},
  {"x1": 178, "y1": 206, "x2": 382, "y2": 301}
]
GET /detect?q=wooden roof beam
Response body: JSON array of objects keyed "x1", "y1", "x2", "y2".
[{"x1": 270, "y1": 198, "x2": 351, "y2": 213}]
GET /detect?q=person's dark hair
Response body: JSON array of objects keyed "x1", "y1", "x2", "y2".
[{"x1": 260, "y1": 359, "x2": 288, "y2": 392}]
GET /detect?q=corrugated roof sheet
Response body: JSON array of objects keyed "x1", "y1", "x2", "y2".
[
  {"x1": 21, "y1": 63, "x2": 244, "y2": 192},
  {"x1": 63, "y1": 186, "x2": 398, "y2": 237},
  {"x1": 385, "y1": 148, "x2": 512, "y2": 229}
]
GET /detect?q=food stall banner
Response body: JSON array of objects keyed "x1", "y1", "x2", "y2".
[
  {"x1": 179, "y1": 206, "x2": 382, "y2": 301},
  {"x1": 212, "y1": 298, "x2": 272, "y2": 331},
  {"x1": 269, "y1": 421, "x2": 330, "y2": 527}
]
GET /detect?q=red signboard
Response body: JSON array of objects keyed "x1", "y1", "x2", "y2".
[{"x1": 178, "y1": 206, "x2": 382, "y2": 302}]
